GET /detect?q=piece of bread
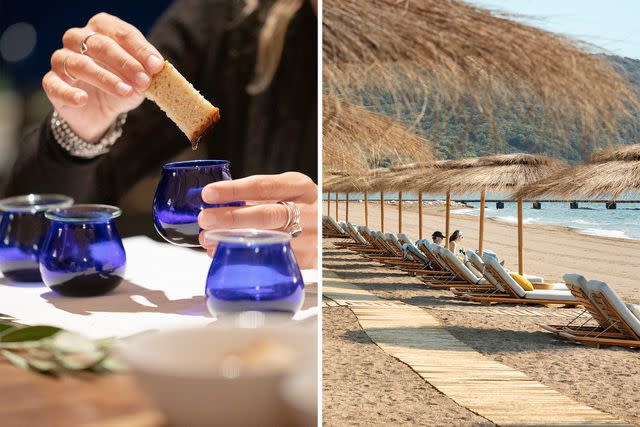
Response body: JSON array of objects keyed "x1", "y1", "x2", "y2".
[{"x1": 144, "y1": 60, "x2": 220, "y2": 142}]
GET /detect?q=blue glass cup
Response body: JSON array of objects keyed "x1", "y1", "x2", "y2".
[
  {"x1": 205, "y1": 229, "x2": 305, "y2": 315},
  {"x1": 0, "y1": 194, "x2": 74, "y2": 282},
  {"x1": 153, "y1": 160, "x2": 245, "y2": 247},
  {"x1": 39, "y1": 205, "x2": 126, "y2": 297}
]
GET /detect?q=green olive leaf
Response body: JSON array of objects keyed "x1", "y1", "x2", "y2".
[
  {"x1": 0, "y1": 326, "x2": 61, "y2": 343},
  {"x1": 1, "y1": 350, "x2": 58, "y2": 375},
  {"x1": 50, "y1": 331, "x2": 98, "y2": 354},
  {"x1": 0, "y1": 323, "x2": 16, "y2": 334}
]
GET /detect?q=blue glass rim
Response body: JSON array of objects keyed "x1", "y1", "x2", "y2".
[
  {"x1": 44, "y1": 204, "x2": 122, "y2": 223},
  {"x1": 206, "y1": 228, "x2": 292, "y2": 244},
  {"x1": 163, "y1": 160, "x2": 230, "y2": 170},
  {"x1": 0, "y1": 194, "x2": 74, "y2": 213}
]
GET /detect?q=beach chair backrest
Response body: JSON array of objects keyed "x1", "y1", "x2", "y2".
[
  {"x1": 373, "y1": 231, "x2": 394, "y2": 254},
  {"x1": 417, "y1": 241, "x2": 448, "y2": 271},
  {"x1": 345, "y1": 223, "x2": 366, "y2": 244},
  {"x1": 326, "y1": 216, "x2": 345, "y2": 233},
  {"x1": 385, "y1": 234, "x2": 404, "y2": 256},
  {"x1": 562, "y1": 274, "x2": 610, "y2": 328},
  {"x1": 436, "y1": 247, "x2": 481, "y2": 284},
  {"x1": 466, "y1": 251, "x2": 485, "y2": 275},
  {"x1": 587, "y1": 280, "x2": 640, "y2": 339},
  {"x1": 403, "y1": 242, "x2": 430, "y2": 265},
  {"x1": 482, "y1": 255, "x2": 525, "y2": 297},
  {"x1": 397, "y1": 233, "x2": 413, "y2": 247}
]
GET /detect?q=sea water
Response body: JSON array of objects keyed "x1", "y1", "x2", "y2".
[{"x1": 327, "y1": 192, "x2": 640, "y2": 240}]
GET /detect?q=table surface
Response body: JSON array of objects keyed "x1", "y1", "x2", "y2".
[{"x1": 0, "y1": 276, "x2": 317, "y2": 427}]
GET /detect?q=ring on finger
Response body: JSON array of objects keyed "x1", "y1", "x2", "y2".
[
  {"x1": 80, "y1": 32, "x2": 98, "y2": 55},
  {"x1": 63, "y1": 54, "x2": 78, "y2": 81},
  {"x1": 278, "y1": 201, "x2": 302, "y2": 238}
]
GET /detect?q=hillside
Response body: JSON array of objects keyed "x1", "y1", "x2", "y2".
[{"x1": 364, "y1": 55, "x2": 640, "y2": 166}]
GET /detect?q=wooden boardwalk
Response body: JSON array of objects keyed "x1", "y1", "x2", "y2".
[{"x1": 324, "y1": 271, "x2": 630, "y2": 426}]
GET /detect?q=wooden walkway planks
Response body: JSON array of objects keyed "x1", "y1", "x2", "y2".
[{"x1": 323, "y1": 270, "x2": 630, "y2": 426}]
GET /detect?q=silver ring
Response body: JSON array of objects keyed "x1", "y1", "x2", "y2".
[
  {"x1": 63, "y1": 54, "x2": 78, "y2": 81},
  {"x1": 278, "y1": 201, "x2": 302, "y2": 237},
  {"x1": 80, "y1": 32, "x2": 98, "y2": 55}
]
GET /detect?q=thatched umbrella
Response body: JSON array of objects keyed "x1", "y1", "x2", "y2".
[
  {"x1": 323, "y1": 97, "x2": 435, "y2": 172},
  {"x1": 324, "y1": 0, "x2": 639, "y2": 140},
  {"x1": 418, "y1": 154, "x2": 563, "y2": 274},
  {"x1": 514, "y1": 145, "x2": 640, "y2": 200},
  {"x1": 366, "y1": 162, "x2": 433, "y2": 235}
]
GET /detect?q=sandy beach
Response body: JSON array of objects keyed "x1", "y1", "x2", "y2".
[
  {"x1": 325, "y1": 200, "x2": 640, "y2": 302},
  {"x1": 322, "y1": 201, "x2": 640, "y2": 426}
]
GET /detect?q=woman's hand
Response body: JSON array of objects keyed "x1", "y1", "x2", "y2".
[
  {"x1": 197, "y1": 172, "x2": 318, "y2": 269},
  {"x1": 43, "y1": 13, "x2": 164, "y2": 142}
]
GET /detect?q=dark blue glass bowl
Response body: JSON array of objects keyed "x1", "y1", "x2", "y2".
[
  {"x1": 205, "y1": 229, "x2": 305, "y2": 315},
  {"x1": 39, "y1": 205, "x2": 126, "y2": 297},
  {"x1": 0, "y1": 194, "x2": 74, "y2": 282},
  {"x1": 153, "y1": 160, "x2": 245, "y2": 247}
]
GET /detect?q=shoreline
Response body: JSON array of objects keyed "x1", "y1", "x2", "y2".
[
  {"x1": 327, "y1": 199, "x2": 640, "y2": 245},
  {"x1": 324, "y1": 200, "x2": 640, "y2": 303}
]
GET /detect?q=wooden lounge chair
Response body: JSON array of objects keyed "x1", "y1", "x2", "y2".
[
  {"x1": 462, "y1": 255, "x2": 579, "y2": 306},
  {"x1": 432, "y1": 246, "x2": 494, "y2": 292},
  {"x1": 402, "y1": 241, "x2": 469, "y2": 286},
  {"x1": 543, "y1": 277, "x2": 640, "y2": 348},
  {"x1": 322, "y1": 215, "x2": 349, "y2": 238}
]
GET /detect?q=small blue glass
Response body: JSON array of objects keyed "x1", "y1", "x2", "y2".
[
  {"x1": 0, "y1": 194, "x2": 74, "y2": 282},
  {"x1": 205, "y1": 229, "x2": 305, "y2": 315},
  {"x1": 39, "y1": 205, "x2": 126, "y2": 297},
  {"x1": 153, "y1": 160, "x2": 245, "y2": 247}
]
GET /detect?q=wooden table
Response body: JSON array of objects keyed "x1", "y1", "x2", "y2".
[{"x1": 0, "y1": 283, "x2": 317, "y2": 427}]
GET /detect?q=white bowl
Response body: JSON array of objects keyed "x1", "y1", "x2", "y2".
[{"x1": 117, "y1": 316, "x2": 316, "y2": 427}]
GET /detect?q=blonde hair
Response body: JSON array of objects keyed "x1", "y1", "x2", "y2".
[{"x1": 246, "y1": 0, "x2": 305, "y2": 94}]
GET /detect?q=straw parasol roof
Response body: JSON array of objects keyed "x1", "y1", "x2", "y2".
[
  {"x1": 416, "y1": 154, "x2": 564, "y2": 195},
  {"x1": 323, "y1": 97, "x2": 436, "y2": 172},
  {"x1": 323, "y1": 0, "x2": 639, "y2": 137},
  {"x1": 514, "y1": 145, "x2": 640, "y2": 200}
]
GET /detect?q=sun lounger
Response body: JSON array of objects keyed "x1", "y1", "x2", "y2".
[
  {"x1": 462, "y1": 255, "x2": 579, "y2": 306},
  {"x1": 431, "y1": 246, "x2": 494, "y2": 291},
  {"x1": 543, "y1": 277, "x2": 640, "y2": 348},
  {"x1": 332, "y1": 222, "x2": 370, "y2": 248},
  {"x1": 322, "y1": 215, "x2": 349, "y2": 238}
]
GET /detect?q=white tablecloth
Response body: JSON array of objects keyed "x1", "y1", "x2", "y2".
[{"x1": 0, "y1": 236, "x2": 317, "y2": 338}]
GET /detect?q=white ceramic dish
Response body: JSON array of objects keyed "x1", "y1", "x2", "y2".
[{"x1": 117, "y1": 316, "x2": 316, "y2": 427}]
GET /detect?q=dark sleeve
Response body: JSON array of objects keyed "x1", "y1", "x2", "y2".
[{"x1": 4, "y1": 0, "x2": 230, "y2": 203}]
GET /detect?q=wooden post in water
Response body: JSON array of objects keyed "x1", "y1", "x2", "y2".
[
  {"x1": 418, "y1": 192, "x2": 423, "y2": 240},
  {"x1": 335, "y1": 192, "x2": 339, "y2": 221},
  {"x1": 517, "y1": 197, "x2": 524, "y2": 275},
  {"x1": 445, "y1": 192, "x2": 451, "y2": 242},
  {"x1": 345, "y1": 193, "x2": 349, "y2": 222},
  {"x1": 478, "y1": 191, "x2": 486, "y2": 256},
  {"x1": 398, "y1": 191, "x2": 403, "y2": 233},
  {"x1": 380, "y1": 192, "x2": 385, "y2": 232},
  {"x1": 364, "y1": 191, "x2": 369, "y2": 227}
]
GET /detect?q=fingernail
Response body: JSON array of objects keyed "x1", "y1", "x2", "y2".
[
  {"x1": 198, "y1": 211, "x2": 215, "y2": 229},
  {"x1": 202, "y1": 187, "x2": 217, "y2": 203},
  {"x1": 116, "y1": 82, "x2": 132, "y2": 96},
  {"x1": 203, "y1": 230, "x2": 218, "y2": 246},
  {"x1": 135, "y1": 72, "x2": 150, "y2": 88},
  {"x1": 147, "y1": 55, "x2": 163, "y2": 72}
]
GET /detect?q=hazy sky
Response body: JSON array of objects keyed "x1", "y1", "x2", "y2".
[{"x1": 467, "y1": 0, "x2": 640, "y2": 59}]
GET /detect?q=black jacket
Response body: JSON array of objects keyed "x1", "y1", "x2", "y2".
[{"x1": 5, "y1": 0, "x2": 317, "y2": 203}]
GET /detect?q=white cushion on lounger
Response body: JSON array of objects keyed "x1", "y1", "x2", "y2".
[
  {"x1": 437, "y1": 246, "x2": 486, "y2": 285},
  {"x1": 524, "y1": 290, "x2": 576, "y2": 301},
  {"x1": 397, "y1": 233, "x2": 412, "y2": 246},
  {"x1": 627, "y1": 304, "x2": 640, "y2": 321},
  {"x1": 483, "y1": 255, "x2": 527, "y2": 297},
  {"x1": 587, "y1": 280, "x2": 640, "y2": 337},
  {"x1": 525, "y1": 275, "x2": 544, "y2": 283}
]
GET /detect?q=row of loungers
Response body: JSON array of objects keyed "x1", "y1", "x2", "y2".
[{"x1": 323, "y1": 216, "x2": 640, "y2": 349}]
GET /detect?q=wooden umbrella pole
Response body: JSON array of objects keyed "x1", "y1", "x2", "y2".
[
  {"x1": 478, "y1": 191, "x2": 486, "y2": 256},
  {"x1": 380, "y1": 192, "x2": 385, "y2": 232},
  {"x1": 398, "y1": 191, "x2": 403, "y2": 233},
  {"x1": 345, "y1": 192, "x2": 350, "y2": 222},
  {"x1": 335, "y1": 192, "x2": 339, "y2": 221},
  {"x1": 418, "y1": 192, "x2": 423, "y2": 240},
  {"x1": 445, "y1": 192, "x2": 451, "y2": 241},
  {"x1": 364, "y1": 191, "x2": 369, "y2": 227},
  {"x1": 327, "y1": 193, "x2": 331, "y2": 216},
  {"x1": 518, "y1": 197, "x2": 524, "y2": 275}
]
